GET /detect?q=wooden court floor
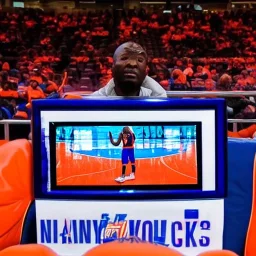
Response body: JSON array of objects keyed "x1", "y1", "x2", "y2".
[{"x1": 56, "y1": 142, "x2": 197, "y2": 186}]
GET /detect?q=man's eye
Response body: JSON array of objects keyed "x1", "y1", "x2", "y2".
[
  {"x1": 120, "y1": 56, "x2": 128, "y2": 61},
  {"x1": 138, "y1": 58, "x2": 145, "y2": 63}
]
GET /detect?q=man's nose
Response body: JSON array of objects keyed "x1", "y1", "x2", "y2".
[{"x1": 126, "y1": 58, "x2": 138, "y2": 67}]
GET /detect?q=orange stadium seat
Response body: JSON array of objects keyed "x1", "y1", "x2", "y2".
[
  {"x1": 244, "y1": 155, "x2": 256, "y2": 256},
  {"x1": 63, "y1": 93, "x2": 83, "y2": 99},
  {"x1": 198, "y1": 250, "x2": 238, "y2": 255},
  {"x1": 83, "y1": 237, "x2": 183, "y2": 256},
  {"x1": 228, "y1": 124, "x2": 256, "y2": 138},
  {"x1": 0, "y1": 244, "x2": 57, "y2": 256},
  {"x1": 0, "y1": 140, "x2": 7, "y2": 147},
  {"x1": 0, "y1": 139, "x2": 33, "y2": 250}
]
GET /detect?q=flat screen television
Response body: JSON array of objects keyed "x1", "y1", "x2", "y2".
[{"x1": 32, "y1": 98, "x2": 227, "y2": 199}]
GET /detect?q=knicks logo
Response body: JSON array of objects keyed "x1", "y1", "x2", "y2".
[{"x1": 103, "y1": 221, "x2": 128, "y2": 243}]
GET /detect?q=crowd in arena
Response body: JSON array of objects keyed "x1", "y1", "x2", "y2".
[
  {"x1": 0, "y1": 6, "x2": 254, "y2": 256},
  {"x1": 1, "y1": 7, "x2": 256, "y2": 120}
]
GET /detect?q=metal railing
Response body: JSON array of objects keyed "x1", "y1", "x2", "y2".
[
  {"x1": 64, "y1": 90, "x2": 256, "y2": 97},
  {"x1": 166, "y1": 91, "x2": 256, "y2": 97},
  {"x1": 228, "y1": 119, "x2": 256, "y2": 132},
  {"x1": 0, "y1": 120, "x2": 30, "y2": 141},
  {"x1": 1, "y1": 90, "x2": 256, "y2": 140}
]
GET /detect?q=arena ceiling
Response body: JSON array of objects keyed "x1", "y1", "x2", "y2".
[{"x1": 21, "y1": 0, "x2": 256, "y2": 11}]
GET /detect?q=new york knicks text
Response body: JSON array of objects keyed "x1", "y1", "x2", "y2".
[{"x1": 40, "y1": 211, "x2": 211, "y2": 248}]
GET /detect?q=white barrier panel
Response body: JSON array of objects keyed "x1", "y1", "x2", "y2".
[{"x1": 36, "y1": 199, "x2": 224, "y2": 256}]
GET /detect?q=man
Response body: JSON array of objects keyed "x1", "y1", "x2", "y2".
[
  {"x1": 109, "y1": 127, "x2": 136, "y2": 183},
  {"x1": 92, "y1": 42, "x2": 166, "y2": 182},
  {"x1": 92, "y1": 42, "x2": 166, "y2": 183},
  {"x1": 92, "y1": 42, "x2": 167, "y2": 97},
  {"x1": 28, "y1": 43, "x2": 166, "y2": 139}
]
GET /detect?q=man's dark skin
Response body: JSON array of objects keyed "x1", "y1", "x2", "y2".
[{"x1": 112, "y1": 42, "x2": 148, "y2": 96}]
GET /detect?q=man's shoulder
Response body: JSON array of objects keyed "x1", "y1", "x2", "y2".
[
  {"x1": 91, "y1": 79, "x2": 116, "y2": 96},
  {"x1": 91, "y1": 82, "x2": 115, "y2": 96},
  {"x1": 91, "y1": 76, "x2": 167, "y2": 97},
  {"x1": 143, "y1": 76, "x2": 167, "y2": 97},
  {"x1": 92, "y1": 86, "x2": 152, "y2": 97},
  {"x1": 139, "y1": 87, "x2": 153, "y2": 96},
  {"x1": 91, "y1": 88, "x2": 105, "y2": 96}
]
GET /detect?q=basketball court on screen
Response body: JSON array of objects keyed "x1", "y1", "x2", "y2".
[{"x1": 56, "y1": 138, "x2": 197, "y2": 186}]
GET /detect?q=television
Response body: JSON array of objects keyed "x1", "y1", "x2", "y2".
[{"x1": 32, "y1": 98, "x2": 227, "y2": 199}]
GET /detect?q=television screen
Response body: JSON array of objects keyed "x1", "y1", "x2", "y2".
[
  {"x1": 33, "y1": 98, "x2": 227, "y2": 199},
  {"x1": 50, "y1": 122, "x2": 201, "y2": 190}
]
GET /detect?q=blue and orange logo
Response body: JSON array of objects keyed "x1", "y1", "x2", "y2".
[{"x1": 102, "y1": 214, "x2": 128, "y2": 243}]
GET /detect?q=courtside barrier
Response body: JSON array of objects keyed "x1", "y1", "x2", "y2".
[
  {"x1": 1, "y1": 90, "x2": 256, "y2": 140},
  {"x1": 16, "y1": 137, "x2": 256, "y2": 255},
  {"x1": 166, "y1": 91, "x2": 256, "y2": 97}
]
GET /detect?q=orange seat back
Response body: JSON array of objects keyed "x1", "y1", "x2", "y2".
[
  {"x1": 198, "y1": 249, "x2": 238, "y2": 255},
  {"x1": 63, "y1": 94, "x2": 83, "y2": 99},
  {"x1": 0, "y1": 244, "x2": 57, "y2": 256},
  {"x1": 228, "y1": 124, "x2": 256, "y2": 138},
  {"x1": 0, "y1": 139, "x2": 33, "y2": 250},
  {"x1": 244, "y1": 155, "x2": 256, "y2": 256},
  {"x1": 0, "y1": 140, "x2": 7, "y2": 147},
  {"x1": 83, "y1": 237, "x2": 183, "y2": 256}
]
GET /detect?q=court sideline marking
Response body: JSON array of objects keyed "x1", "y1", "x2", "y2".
[
  {"x1": 160, "y1": 156, "x2": 197, "y2": 180},
  {"x1": 57, "y1": 158, "x2": 117, "y2": 183}
]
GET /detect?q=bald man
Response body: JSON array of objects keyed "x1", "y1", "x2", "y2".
[{"x1": 92, "y1": 42, "x2": 167, "y2": 97}]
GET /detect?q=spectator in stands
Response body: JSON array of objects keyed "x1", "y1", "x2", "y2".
[
  {"x1": 2, "y1": 62, "x2": 10, "y2": 72},
  {"x1": 3, "y1": 8, "x2": 256, "y2": 122},
  {"x1": 194, "y1": 66, "x2": 209, "y2": 80},
  {"x1": 217, "y1": 74, "x2": 232, "y2": 91},
  {"x1": 172, "y1": 69, "x2": 186, "y2": 85},
  {"x1": 217, "y1": 73, "x2": 256, "y2": 119},
  {"x1": 18, "y1": 71, "x2": 30, "y2": 87},
  {"x1": 92, "y1": 42, "x2": 167, "y2": 97}
]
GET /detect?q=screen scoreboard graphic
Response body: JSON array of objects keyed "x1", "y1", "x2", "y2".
[{"x1": 32, "y1": 98, "x2": 227, "y2": 199}]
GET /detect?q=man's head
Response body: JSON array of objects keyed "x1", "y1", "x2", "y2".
[
  {"x1": 112, "y1": 42, "x2": 148, "y2": 96},
  {"x1": 218, "y1": 74, "x2": 232, "y2": 90},
  {"x1": 122, "y1": 126, "x2": 132, "y2": 134}
]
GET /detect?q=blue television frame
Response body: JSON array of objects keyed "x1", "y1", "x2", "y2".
[{"x1": 32, "y1": 98, "x2": 227, "y2": 200}]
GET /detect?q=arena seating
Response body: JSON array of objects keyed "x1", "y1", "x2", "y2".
[
  {"x1": 0, "y1": 5, "x2": 256, "y2": 256},
  {"x1": 83, "y1": 238, "x2": 184, "y2": 256},
  {"x1": 1, "y1": 8, "x2": 256, "y2": 122},
  {"x1": 198, "y1": 251, "x2": 238, "y2": 255},
  {"x1": 0, "y1": 139, "x2": 33, "y2": 250},
  {"x1": 0, "y1": 135, "x2": 255, "y2": 255},
  {"x1": 0, "y1": 244, "x2": 56, "y2": 256},
  {"x1": 0, "y1": 242, "x2": 239, "y2": 256}
]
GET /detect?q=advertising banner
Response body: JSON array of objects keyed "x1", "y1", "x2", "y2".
[{"x1": 36, "y1": 199, "x2": 224, "y2": 256}]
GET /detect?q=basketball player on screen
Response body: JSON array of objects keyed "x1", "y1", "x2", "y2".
[{"x1": 109, "y1": 127, "x2": 136, "y2": 183}]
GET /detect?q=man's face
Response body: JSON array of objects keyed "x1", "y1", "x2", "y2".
[
  {"x1": 23, "y1": 73, "x2": 30, "y2": 80},
  {"x1": 112, "y1": 44, "x2": 147, "y2": 94}
]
